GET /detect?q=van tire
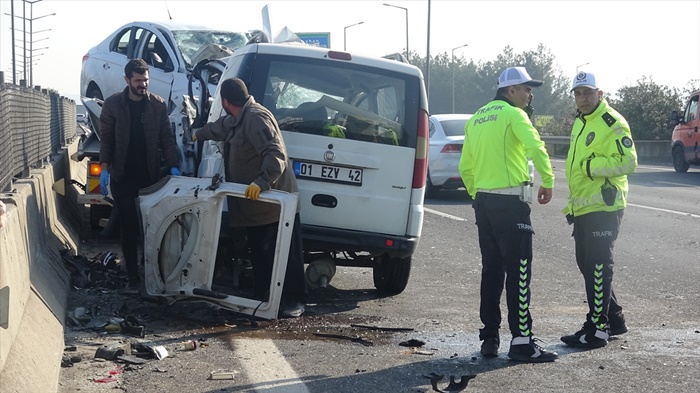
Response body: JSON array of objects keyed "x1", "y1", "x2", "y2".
[
  {"x1": 672, "y1": 146, "x2": 689, "y2": 173},
  {"x1": 373, "y1": 255, "x2": 411, "y2": 295}
]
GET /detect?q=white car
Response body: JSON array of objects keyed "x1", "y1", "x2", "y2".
[
  {"x1": 79, "y1": 20, "x2": 251, "y2": 176},
  {"x1": 80, "y1": 21, "x2": 250, "y2": 101},
  {"x1": 427, "y1": 113, "x2": 472, "y2": 196}
]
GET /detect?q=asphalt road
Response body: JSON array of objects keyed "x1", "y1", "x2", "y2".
[{"x1": 59, "y1": 160, "x2": 700, "y2": 393}]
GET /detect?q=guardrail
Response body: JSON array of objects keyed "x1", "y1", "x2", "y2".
[
  {"x1": 0, "y1": 83, "x2": 77, "y2": 192},
  {"x1": 540, "y1": 135, "x2": 671, "y2": 163}
]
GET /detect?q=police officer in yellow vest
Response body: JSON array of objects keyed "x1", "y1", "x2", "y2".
[
  {"x1": 459, "y1": 66, "x2": 558, "y2": 363},
  {"x1": 560, "y1": 71, "x2": 637, "y2": 348}
]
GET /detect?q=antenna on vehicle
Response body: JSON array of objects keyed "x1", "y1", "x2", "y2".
[{"x1": 164, "y1": 0, "x2": 173, "y2": 19}]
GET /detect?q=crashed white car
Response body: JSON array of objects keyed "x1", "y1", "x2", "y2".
[{"x1": 80, "y1": 20, "x2": 251, "y2": 175}]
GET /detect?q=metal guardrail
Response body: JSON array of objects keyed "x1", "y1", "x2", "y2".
[{"x1": 0, "y1": 84, "x2": 76, "y2": 192}]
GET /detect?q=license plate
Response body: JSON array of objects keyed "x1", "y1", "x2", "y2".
[{"x1": 293, "y1": 161, "x2": 362, "y2": 186}]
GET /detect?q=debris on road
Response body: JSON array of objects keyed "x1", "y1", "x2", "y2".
[{"x1": 314, "y1": 332, "x2": 374, "y2": 346}]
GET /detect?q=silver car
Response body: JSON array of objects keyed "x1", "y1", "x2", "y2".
[{"x1": 427, "y1": 113, "x2": 472, "y2": 196}]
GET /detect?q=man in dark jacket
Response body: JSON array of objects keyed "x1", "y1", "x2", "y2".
[
  {"x1": 193, "y1": 78, "x2": 307, "y2": 318},
  {"x1": 99, "y1": 58, "x2": 181, "y2": 293}
]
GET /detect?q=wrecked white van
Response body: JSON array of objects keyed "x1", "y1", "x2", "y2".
[{"x1": 198, "y1": 43, "x2": 429, "y2": 295}]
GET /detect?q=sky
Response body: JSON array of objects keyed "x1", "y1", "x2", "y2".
[{"x1": 1, "y1": 0, "x2": 699, "y2": 103}]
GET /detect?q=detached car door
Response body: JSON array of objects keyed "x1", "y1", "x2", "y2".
[{"x1": 138, "y1": 176, "x2": 298, "y2": 320}]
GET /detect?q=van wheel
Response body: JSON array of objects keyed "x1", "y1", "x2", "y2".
[
  {"x1": 672, "y1": 146, "x2": 689, "y2": 173},
  {"x1": 373, "y1": 255, "x2": 411, "y2": 295}
]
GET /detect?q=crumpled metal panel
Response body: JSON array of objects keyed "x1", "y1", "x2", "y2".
[{"x1": 138, "y1": 176, "x2": 298, "y2": 320}]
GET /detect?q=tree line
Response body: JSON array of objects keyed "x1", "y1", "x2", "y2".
[{"x1": 407, "y1": 45, "x2": 699, "y2": 140}]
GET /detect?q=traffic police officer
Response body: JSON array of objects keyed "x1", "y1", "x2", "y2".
[
  {"x1": 459, "y1": 66, "x2": 558, "y2": 363},
  {"x1": 561, "y1": 71, "x2": 637, "y2": 348}
]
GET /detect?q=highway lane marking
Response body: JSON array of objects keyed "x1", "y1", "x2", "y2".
[
  {"x1": 627, "y1": 203, "x2": 700, "y2": 219},
  {"x1": 233, "y1": 338, "x2": 310, "y2": 392},
  {"x1": 655, "y1": 180, "x2": 698, "y2": 187},
  {"x1": 424, "y1": 207, "x2": 468, "y2": 222}
]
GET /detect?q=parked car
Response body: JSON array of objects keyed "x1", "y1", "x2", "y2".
[
  {"x1": 76, "y1": 113, "x2": 88, "y2": 125},
  {"x1": 427, "y1": 113, "x2": 472, "y2": 196}
]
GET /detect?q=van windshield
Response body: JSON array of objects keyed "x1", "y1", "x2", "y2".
[{"x1": 258, "y1": 58, "x2": 418, "y2": 148}]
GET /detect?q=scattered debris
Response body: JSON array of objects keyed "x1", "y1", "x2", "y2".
[
  {"x1": 61, "y1": 354, "x2": 82, "y2": 367},
  {"x1": 399, "y1": 339, "x2": 425, "y2": 348},
  {"x1": 93, "y1": 377, "x2": 117, "y2": 384},
  {"x1": 412, "y1": 349, "x2": 436, "y2": 356},
  {"x1": 209, "y1": 370, "x2": 236, "y2": 380},
  {"x1": 120, "y1": 315, "x2": 145, "y2": 338},
  {"x1": 95, "y1": 341, "x2": 131, "y2": 361},
  {"x1": 424, "y1": 372, "x2": 476, "y2": 393},
  {"x1": 180, "y1": 340, "x2": 199, "y2": 351},
  {"x1": 314, "y1": 332, "x2": 374, "y2": 346}
]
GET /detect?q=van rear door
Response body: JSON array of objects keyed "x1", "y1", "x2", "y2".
[{"x1": 252, "y1": 54, "x2": 423, "y2": 236}]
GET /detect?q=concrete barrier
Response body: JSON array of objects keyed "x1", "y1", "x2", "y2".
[{"x1": 0, "y1": 140, "x2": 81, "y2": 393}]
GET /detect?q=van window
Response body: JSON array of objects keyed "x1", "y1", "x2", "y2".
[{"x1": 257, "y1": 58, "x2": 417, "y2": 148}]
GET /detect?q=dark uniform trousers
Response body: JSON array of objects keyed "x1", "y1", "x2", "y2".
[
  {"x1": 245, "y1": 213, "x2": 308, "y2": 304},
  {"x1": 572, "y1": 210, "x2": 624, "y2": 331},
  {"x1": 474, "y1": 193, "x2": 534, "y2": 340}
]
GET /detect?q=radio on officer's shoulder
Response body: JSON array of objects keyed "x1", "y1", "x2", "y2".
[{"x1": 519, "y1": 181, "x2": 534, "y2": 204}]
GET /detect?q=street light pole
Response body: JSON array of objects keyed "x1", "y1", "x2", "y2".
[
  {"x1": 6, "y1": 1, "x2": 54, "y2": 86},
  {"x1": 576, "y1": 62, "x2": 590, "y2": 74},
  {"x1": 451, "y1": 43, "x2": 468, "y2": 113},
  {"x1": 343, "y1": 21, "x2": 364, "y2": 51},
  {"x1": 383, "y1": 3, "x2": 408, "y2": 59},
  {"x1": 26, "y1": 0, "x2": 45, "y2": 86}
]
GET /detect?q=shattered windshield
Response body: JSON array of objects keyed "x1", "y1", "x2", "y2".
[{"x1": 172, "y1": 30, "x2": 250, "y2": 68}]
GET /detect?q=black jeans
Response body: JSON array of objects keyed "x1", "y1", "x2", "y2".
[
  {"x1": 245, "y1": 213, "x2": 307, "y2": 304},
  {"x1": 110, "y1": 177, "x2": 148, "y2": 283},
  {"x1": 572, "y1": 210, "x2": 625, "y2": 330},
  {"x1": 473, "y1": 193, "x2": 535, "y2": 340}
]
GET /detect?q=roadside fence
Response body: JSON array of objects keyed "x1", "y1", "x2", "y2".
[{"x1": 0, "y1": 83, "x2": 77, "y2": 192}]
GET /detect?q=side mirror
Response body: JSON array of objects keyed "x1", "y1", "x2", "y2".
[{"x1": 669, "y1": 110, "x2": 684, "y2": 127}]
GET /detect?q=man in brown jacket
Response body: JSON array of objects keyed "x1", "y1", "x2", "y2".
[
  {"x1": 99, "y1": 58, "x2": 181, "y2": 293},
  {"x1": 193, "y1": 77, "x2": 306, "y2": 318}
]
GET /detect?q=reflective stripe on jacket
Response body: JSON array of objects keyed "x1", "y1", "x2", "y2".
[
  {"x1": 458, "y1": 96, "x2": 554, "y2": 198},
  {"x1": 564, "y1": 98, "x2": 637, "y2": 217}
]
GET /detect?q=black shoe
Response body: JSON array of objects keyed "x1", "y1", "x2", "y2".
[
  {"x1": 480, "y1": 337, "x2": 500, "y2": 358},
  {"x1": 122, "y1": 279, "x2": 140, "y2": 295},
  {"x1": 507, "y1": 337, "x2": 558, "y2": 363},
  {"x1": 609, "y1": 316, "x2": 628, "y2": 336},
  {"x1": 561, "y1": 328, "x2": 609, "y2": 348}
]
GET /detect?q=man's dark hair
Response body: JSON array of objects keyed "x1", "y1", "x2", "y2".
[
  {"x1": 221, "y1": 78, "x2": 250, "y2": 106},
  {"x1": 124, "y1": 58, "x2": 149, "y2": 79}
]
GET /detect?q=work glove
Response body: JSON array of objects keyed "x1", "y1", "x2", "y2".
[
  {"x1": 191, "y1": 128, "x2": 198, "y2": 142},
  {"x1": 245, "y1": 182, "x2": 261, "y2": 200},
  {"x1": 170, "y1": 167, "x2": 181, "y2": 176},
  {"x1": 100, "y1": 169, "x2": 110, "y2": 196}
]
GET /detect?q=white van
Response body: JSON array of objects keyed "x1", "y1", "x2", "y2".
[{"x1": 198, "y1": 43, "x2": 429, "y2": 295}]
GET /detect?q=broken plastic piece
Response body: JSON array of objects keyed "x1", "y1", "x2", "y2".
[{"x1": 209, "y1": 370, "x2": 236, "y2": 380}]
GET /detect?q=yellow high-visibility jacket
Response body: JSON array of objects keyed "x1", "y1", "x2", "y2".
[
  {"x1": 459, "y1": 96, "x2": 554, "y2": 198},
  {"x1": 564, "y1": 98, "x2": 637, "y2": 217}
]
